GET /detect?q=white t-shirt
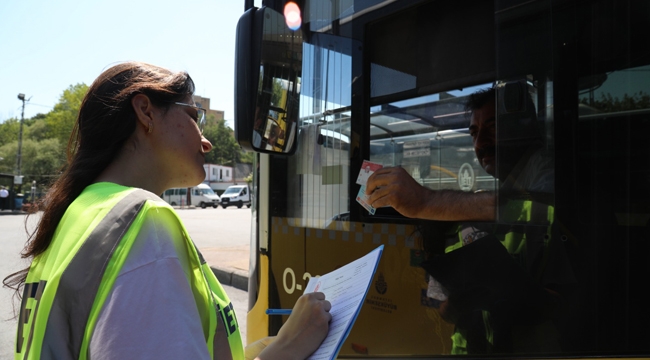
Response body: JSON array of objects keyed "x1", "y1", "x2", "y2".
[
  {"x1": 0, "y1": 188, "x2": 8, "y2": 198},
  {"x1": 88, "y1": 208, "x2": 210, "y2": 359},
  {"x1": 512, "y1": 149, "x2": 554, "y2": 194}
]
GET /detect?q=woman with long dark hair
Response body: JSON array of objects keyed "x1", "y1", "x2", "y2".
[{"x1": 5, "y1": 62, "x2": 330, "y2": 360}]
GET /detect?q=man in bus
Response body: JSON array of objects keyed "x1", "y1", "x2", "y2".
[
  {"x1": 365, "y1": 86, "x2": 552, "y2": 221},
  {"x1": 365, "y1": 86, "x2": 573, "y2": 355}
]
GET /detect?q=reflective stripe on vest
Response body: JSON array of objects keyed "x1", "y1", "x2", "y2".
[
  {"x1": 443, "y1": 199, "x2": 555, "y2": 354},
  {"x1": 197, "y1": 250, "x2": 244, "y2": 360},
  {"x1": 16, "y1": 188, "x2": 155, "y2": 359},
  {"x1": 16, "y1": 185, "x2": 244, "y2": 360},
  {"x1": 444, "y1": 200, "x2": 555, "y2": 276}
]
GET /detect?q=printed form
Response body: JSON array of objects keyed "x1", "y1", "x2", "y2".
[{"x1": 304, "y1": 245, "x2": 384, "y2": 360}]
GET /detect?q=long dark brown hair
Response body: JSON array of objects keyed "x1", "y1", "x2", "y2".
[{"x1": 3, "y1": 62, "x2": 196, "y2": 295}]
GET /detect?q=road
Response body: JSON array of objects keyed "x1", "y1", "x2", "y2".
[{"x1": 0, "y1": 206, "x2": 252, "y2": 358}]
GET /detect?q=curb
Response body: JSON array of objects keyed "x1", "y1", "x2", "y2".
[
  {"x1": 210, "y1": 266, "x2": 249, "y2": 292},
  {"x1": 0, "y1": 210, "x2": 26, "y2": 215}
]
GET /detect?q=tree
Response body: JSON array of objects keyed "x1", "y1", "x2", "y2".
[
  {"x1": 580, "y1": 91, "x2": 650, "y2": 113},
  {"x1": 0, "y1": 118, "x2": 20, "y2": 148},
  {"x1": 239, "y1": 150, "x2": 255, "y2": 164},
  {"x1": 0, "y1": 142, "x2": 14, "y2": 174},
  {"x1": 26, "y1": 118, "x2": 50, "y2": 142},
  {"x1": 44, "y1": 83, "x2": 89, "y2": 152},
  {"x1": 24, "y1": 138, "x2": 65, "y2": 186},
  {"x1": 0, "y1": 138, "x2": 65, "y2": 187},
  {"x1": 1, "y1": 111, "x2": 46, "y2": 146},
  {"x1": 202, "y1": 116, "x2": 242, "y2": 165}
]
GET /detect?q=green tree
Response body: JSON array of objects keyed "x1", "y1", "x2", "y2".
[
  {"x1": 202, "y1": 117, "x2": 242, "y2": 165},
  {"x1": 0, "y1": 118, "x2": 20, "y2": 148},
  {"x1": 271, "y1": 78, "x2": 284, "y2": 108},
  {"x1": 1, "y1": 112, "x2": 45, "y2": 148},
  {"x1": 580, "y1": 91, "x2": 650, "y2": 113},
  {"x1": 24, "y1": 138, "x2": 65, "y2": 186},
  {"x1": 0, "y1": 84, "x2": 85, "y2": 191},
  {"x1": 26, "y1": 118, "x2": 50, "y2": 142},
  {"x1": 44, "y1": 83, "x2": 89, "y2": 151},
  {"x1": 239, "y1": 149, "x2": 255, "y2": 164},
  {"x1": 0, "y1": 142, "x2": 14, "y2": 174},
  {"x1": 0, "y1": 138, "x2": 65, "y2": 187}
]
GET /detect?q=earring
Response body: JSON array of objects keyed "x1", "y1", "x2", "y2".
[{"x1": 147, "y1": 121, "x2": 153, "y2": 134}]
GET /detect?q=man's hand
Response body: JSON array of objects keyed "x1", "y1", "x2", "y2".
[
  {"x1": 365, "y1": 166, "x2": 495, "y2": 221},
  {"x1": 365, "y1": 167, "x2": 433, "y2": 218}
]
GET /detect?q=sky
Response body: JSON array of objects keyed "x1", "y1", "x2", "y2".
[{"x1": 0, "y1": 0, "x2": 262, "y2": 128}]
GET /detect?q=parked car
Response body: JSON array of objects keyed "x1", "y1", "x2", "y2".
[
  {"x1": 162, "y1": 184, "x2": 220, "y2": 208},
  {"x1": 220, "y1": 185, "x2": 251, "y2": 209}
]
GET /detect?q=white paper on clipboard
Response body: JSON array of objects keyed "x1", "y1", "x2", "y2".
[{"x1": 303, "y1": 245, "x2": 384, "y2": 360}]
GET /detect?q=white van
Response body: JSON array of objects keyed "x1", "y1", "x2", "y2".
[
  {"x1": 219, "y1": 185, "x2": 251, "y2": 209},
  {"x1": 162, "y1": 184, "x2": 220, "y2": 208}
]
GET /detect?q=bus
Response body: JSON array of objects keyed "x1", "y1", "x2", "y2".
[{"x1": 234, "y1": 0, "x2": 650, "y2": 358}]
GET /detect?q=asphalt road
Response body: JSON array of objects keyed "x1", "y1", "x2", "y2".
[{"x1": 0, "y1": 206, "x2": 252, "y2": 358}]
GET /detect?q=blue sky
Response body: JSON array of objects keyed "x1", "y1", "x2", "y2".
[{"x1": 0, "y1": 0, "x2": 261, "y2": 128}]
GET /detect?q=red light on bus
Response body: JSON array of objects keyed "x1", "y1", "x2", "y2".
[{"x1": 284, "y1": 2, "x2": 301, "y2": 30}]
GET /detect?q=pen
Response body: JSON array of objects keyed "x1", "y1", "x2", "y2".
[{"x1": 265, "y1": 309, "x2": 292, "y2": 315}]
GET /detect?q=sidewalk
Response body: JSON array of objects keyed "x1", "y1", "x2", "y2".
[
  {"x1": 171, "y1": 204, "x2": 251, "y2": 292},
  {"x1": 0, "y1": 209, "x2": 26, "y2": 215},
  {"x1": 203, "y1": 245, "x2": 250, "y2": 292}
]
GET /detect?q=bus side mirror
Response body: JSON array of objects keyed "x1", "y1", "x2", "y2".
[{"x1": 234, "y1": 6, "x2": 302, "y2": 155}]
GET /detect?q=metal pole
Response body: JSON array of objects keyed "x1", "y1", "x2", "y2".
[
  {"x1": 15, "y1": 94, "x2": 26, "y2": 177},
  {"x1": 233, "y1": 155, "x2": 236, "y2": 184}
]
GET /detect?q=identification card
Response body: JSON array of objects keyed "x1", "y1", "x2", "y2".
[
  {"x1": 356, "y1": 185, "x2": 376, "y2": 215},
  {"x1": 356, "y1": 160, "x2": 382, "y2": 185},
  {"x1": 355, "y1": 160, "x2": 382, "y2": 215}
]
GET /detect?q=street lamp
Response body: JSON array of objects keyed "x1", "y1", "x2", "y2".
[
  {"x1": 15, "y1": 93, "x2": 28, "y2": 191},
  {"x1": 16, "y1": 93, "x2": 27, "y2": 177}
]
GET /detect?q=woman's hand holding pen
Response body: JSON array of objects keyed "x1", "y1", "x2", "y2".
[{"x1": 255, "y1": 292, "x2": 332, "y2": 360}]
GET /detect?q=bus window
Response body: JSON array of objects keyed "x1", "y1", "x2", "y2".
[
  {"x1": 281, "y1": 34, "x2": 357, "y2": 228},
  {"x1": 577, "y1": 63, "x2": 650, "y2": 225},
  {"x1": 368, "y1": 86, "x2": 496, "y2": 198}
]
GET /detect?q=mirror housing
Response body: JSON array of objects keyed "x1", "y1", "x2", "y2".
[{"x1": 234, "y1": 6, "x2": 302, "y2": 155}]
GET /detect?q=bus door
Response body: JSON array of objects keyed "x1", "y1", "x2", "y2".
[{"x1": 235, "y1": 0, "x2": 650, "y2": 358}]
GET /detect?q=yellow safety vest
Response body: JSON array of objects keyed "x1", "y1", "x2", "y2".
[
  {"x1": 15, "y1": 182, "x2": 244, "y2": 360},
  {"x1": 440, "y1": 199, "x2": 555, "y2": 355}
]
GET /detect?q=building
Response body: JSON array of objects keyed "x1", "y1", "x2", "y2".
[
  {"x1": 203, "y1": 163, "x2": 254, "y2": 195},
  {"x1": 203, "y1": 164, "x2": 233, "y2": 194},
  {"x1": 192, "y1": 95, "x2": 225, "y2": 127}
]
